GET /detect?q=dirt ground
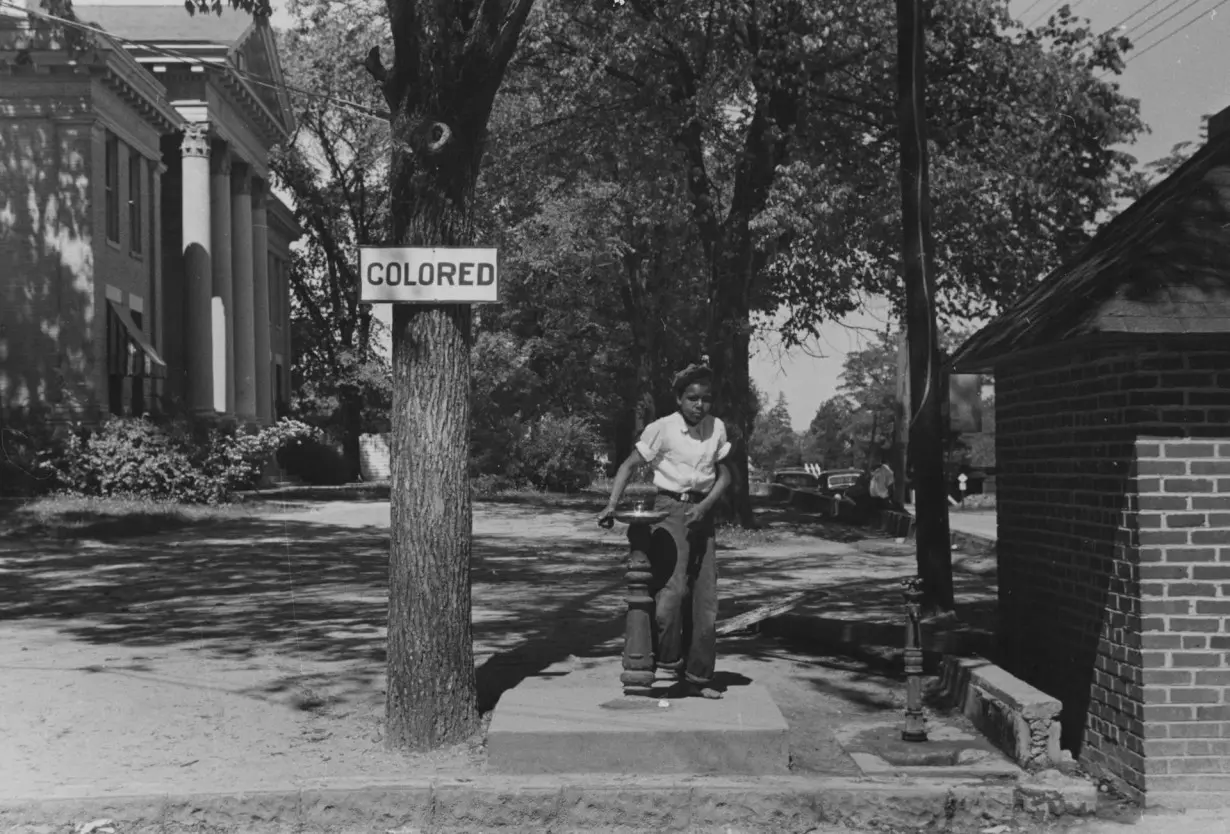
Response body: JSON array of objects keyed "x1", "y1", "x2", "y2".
[{"x1": 0, "y1": 496, "x2": 992, "y2": 801}]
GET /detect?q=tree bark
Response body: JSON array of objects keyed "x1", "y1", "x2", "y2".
[
  {"x1": 377, "y1": 0, "x2": 534, "y2": 751},
  {"x1": 897, "y1": 0, "x2": 954, "y2": 613},
  {"x1": 387, "y1": 301, "x2": 477, "y2": 750}
]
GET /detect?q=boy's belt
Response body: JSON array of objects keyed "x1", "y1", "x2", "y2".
[{"x1": 657, "y1": 489, "x2": 707, "y2": 504}]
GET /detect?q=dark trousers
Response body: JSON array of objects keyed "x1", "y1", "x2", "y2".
[{"x1": 646, "y1": 495, "x2": 718, "y2": 685}]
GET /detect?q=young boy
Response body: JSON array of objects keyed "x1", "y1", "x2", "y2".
[{"x1": 597, "y1": 361, "x2": 732, "y2": 699}]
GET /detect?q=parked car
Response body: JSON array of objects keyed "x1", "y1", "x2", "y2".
[
  {"x1": 772, "y1": 467, "x2": 863, "y2": 496},
  {"x1": 817, "y1": 468, "x2": 863, "y2": 496},
  {"x1": 771, "y1": 467, "x2": 821, "y2": 490}
]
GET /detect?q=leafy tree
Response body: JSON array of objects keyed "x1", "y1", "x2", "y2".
[
  {"x1": 802, "y1": 396, "x2": 857, "y2": 469},
  {"x1": 272, "y1": 0, "x2": 393, "y2": 476},
  {"x1": 1120, "y1": 114, "x2": 1211, "y2": 202},
  {"x1": 837, "y1": 331, "x2": 900, "y2": 469},
  {"x1": 765, "y1": 3, "x2": 1146, "y2": 339},
  {"x1": 519, "y1": 0, "x2": 1144, "y2": 527},
  {"x1": 748, "y1": 392, "x2": 799, "y2": 472},
  {"x1": 476, "y1": 74, "x2": 710, "y2": 464}
]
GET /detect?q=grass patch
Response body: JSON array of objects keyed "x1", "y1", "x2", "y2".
[
  {"x1": 0, "y1": 495, "x2": 257, "y2": 541},
  {"x1": 240, "y1": 481, "x2": 392, "y2": 503}
]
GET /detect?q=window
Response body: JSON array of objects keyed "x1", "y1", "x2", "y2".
[
  {"x1": 105, "y1": 133, "x2": 120, "y2": 243},
  {"x1": 128, "y1": 155, "x2": 142, "y2": 255}
]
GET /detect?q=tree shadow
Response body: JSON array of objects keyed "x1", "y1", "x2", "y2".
[{"x1": 0, "y1": 46, "x2": 99, "y2": 430}]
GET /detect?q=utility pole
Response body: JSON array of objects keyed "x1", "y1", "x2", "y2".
[
  {"x1": 894, "y1": 329, "x2": 909, "y2": 507},
  {"x1": 896, "y1": 0, "x2": 954, "y2": 613}
]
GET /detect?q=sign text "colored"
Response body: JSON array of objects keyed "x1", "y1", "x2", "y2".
[{"x1": 359, "y1": 247, "x2": 499, "y2": 304}]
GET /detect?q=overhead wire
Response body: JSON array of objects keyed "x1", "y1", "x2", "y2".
[
  {"x1": 1121, "y1": 0, "x2": 1189, "y2": 36},
  {"x1": 1027, "y1": 1, "x2": 1066, "y2": 27},
  {"x1": 1125, "y1": 0, "x2": 1220, "y2": 44},
  {"x1": 0, "y1": 0, "x2": 392, "y2": 122},
  {"x1": 1126, "y1": 0, "x2": 1229, "y2": 63},
  {"x1": 1108, "y1": 0, "x2": 1165, "y2": 32}
]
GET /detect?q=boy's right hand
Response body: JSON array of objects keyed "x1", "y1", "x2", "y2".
[{"x1": 597, "y1": 506, "x2": 616, "y2": 529}]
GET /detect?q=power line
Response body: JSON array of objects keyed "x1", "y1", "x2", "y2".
[
  {"x1": 0, "y1": 0, "x2": 391, "y2": 123},
  {"x1": 1124, "y1": 0, "x2": 1196, "y2": 37},
  {"x1": 1128, "y1": 0, "x2": 1229, "y2": 62},
  {"x1": 1028, "y1": 1, "x2": 1066, "y2": 27},
  {"x1": 1109, "y1": 0, "x2": 1164, "y2": 31}
]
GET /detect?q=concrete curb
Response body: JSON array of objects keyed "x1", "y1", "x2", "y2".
[{"x1": 0, "y1": 775, "x2": 1018, "y2": 833}]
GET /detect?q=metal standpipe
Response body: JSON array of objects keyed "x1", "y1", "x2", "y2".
[
  {"x1": 620, "y1": 511, "x2": 656, "y2": 697},
  {"x1": 902, "y1": 576, "x2": 928, "y2": 742}
]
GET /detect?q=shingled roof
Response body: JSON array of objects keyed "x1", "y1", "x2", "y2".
[
  {"x1": 74, "y1": 4, "x2": 254, "y2": 46},
  {"x1": 951, "y1": 116, "x2": 1230, "y2": 373}
]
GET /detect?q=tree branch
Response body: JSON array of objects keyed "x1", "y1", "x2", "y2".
[{"x1": 363, "y1": 45, "x2": 393, "y2": 109}]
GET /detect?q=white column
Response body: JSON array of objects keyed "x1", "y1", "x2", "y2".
[
  {"x1": 209, "y1": 145, "x2": 234, "y2": 416},
  {"x1": 231, "y1": 163, "x2": 257, "y2": 425},
  {"x1": 180, "y1": 123, "x2": 213, "y2": 416},
  {"x1": 251, "y1": 180, "x2": 272, "y2": 425}
]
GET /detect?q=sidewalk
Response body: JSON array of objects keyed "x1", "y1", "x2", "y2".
[{"x1": 904, "y1": 504, "x2": 998, "y2": 542}]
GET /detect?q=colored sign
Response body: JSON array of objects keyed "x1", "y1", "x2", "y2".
[{"x1": 359, "y1": 246, "x2": 499, "y2": 304}]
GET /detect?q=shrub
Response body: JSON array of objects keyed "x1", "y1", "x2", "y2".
[
  {"x1": 470, "y1": 473, "x2": 525, "y2": 497},
  {"x1": 517, "y1": 413, "x2": 600, "y2": 493},
  {"x1": 277, "y1": 437, "x2": 353, "y2": 486},
  {"x1": 46, "y1": 417, "x2": 318, "y2": 504},
  {"x1": 0, "y1": 407, "x2": 63, "y2": 497},
  {"x1": 54, "y1": 418, "x2": 209, "y2": 501},
  {"x1": 202, "y1": 418, "x2": 318, "y2": 492}
]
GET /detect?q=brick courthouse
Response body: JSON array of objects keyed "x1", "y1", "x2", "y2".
[
  {"x1": 952, "y1": 107, "x2": 1230, "y2": 807},
  {"x1": 0, "y1": 2, "x2": 300, "y2": 424}
]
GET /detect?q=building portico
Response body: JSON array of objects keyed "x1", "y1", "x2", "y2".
[{"x1": 0, "y1": 2, "x2": 300, "y2": 424}]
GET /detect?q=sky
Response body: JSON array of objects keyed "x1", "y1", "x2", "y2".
[{"x1": 76, "y1": 1, "x2": 1229, "y2": 430}]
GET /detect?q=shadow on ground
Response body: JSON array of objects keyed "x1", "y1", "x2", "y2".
[{"x1": 0, "y1": 499, "x2": 931, "y2": 714}]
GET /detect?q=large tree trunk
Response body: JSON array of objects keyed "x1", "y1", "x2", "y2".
[
  {"x1": 384, "y1": 109, "x2": 483, "y2": 746},
  {"x1": 379, "y1": 61, "x2": 487, "y2": 760},
  {"x1": 897, "y1": 0, "x2": 954, "y2": 614},
  {"x1": 370, "y1": 0, "x2": 533, "y2": 753}
]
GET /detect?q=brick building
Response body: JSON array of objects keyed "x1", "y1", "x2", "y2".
[
  {"x1": 0, "y1": 1, "x2": 301, "y2": 425},
  {"x1": 951, "y1": 107, "x2": 1230, "y2": 807}
]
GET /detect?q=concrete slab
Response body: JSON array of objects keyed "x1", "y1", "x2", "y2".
[
  {"x1": 488, "y1": 680, "x2": 791, "y2": 775},
  {"x1": 834, "y1": 718, "x2": 1021, "y2": 781}
]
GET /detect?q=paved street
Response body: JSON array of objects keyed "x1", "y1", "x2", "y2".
[{"x1": 905, "y1": 506, "x2": 998, "y2": 541}]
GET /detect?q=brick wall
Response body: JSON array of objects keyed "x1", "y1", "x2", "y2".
[
  {"x1": 996, "y1": 337, "x2": 1230, "y2": 805},
  {"x1": 1135, "y1": 437, "x2": 1230, "y2": 802}
]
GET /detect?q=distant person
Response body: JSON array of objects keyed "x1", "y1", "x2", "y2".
[
  {"x1": 870, "y1": 459, "x2": 895, "y2": 504},
  {"x1": 842, "y1": 452, "x2": 903, "y2": 518},
  {"x1": 598, "y1": 360, "x2": 732, "y2": 699}
]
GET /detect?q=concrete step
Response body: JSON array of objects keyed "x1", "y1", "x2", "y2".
[{"x1": 487, "y1": 682, "x2": 790, "y2": 776}]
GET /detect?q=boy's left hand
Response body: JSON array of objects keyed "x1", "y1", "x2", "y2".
[{"x1": 684, "y1": 503, "x2": 710, "y2": 525}]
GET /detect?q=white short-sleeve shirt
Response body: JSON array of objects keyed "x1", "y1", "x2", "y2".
[{"x1": 635, "y1": 412, "x2": 732, "y2": 493}]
